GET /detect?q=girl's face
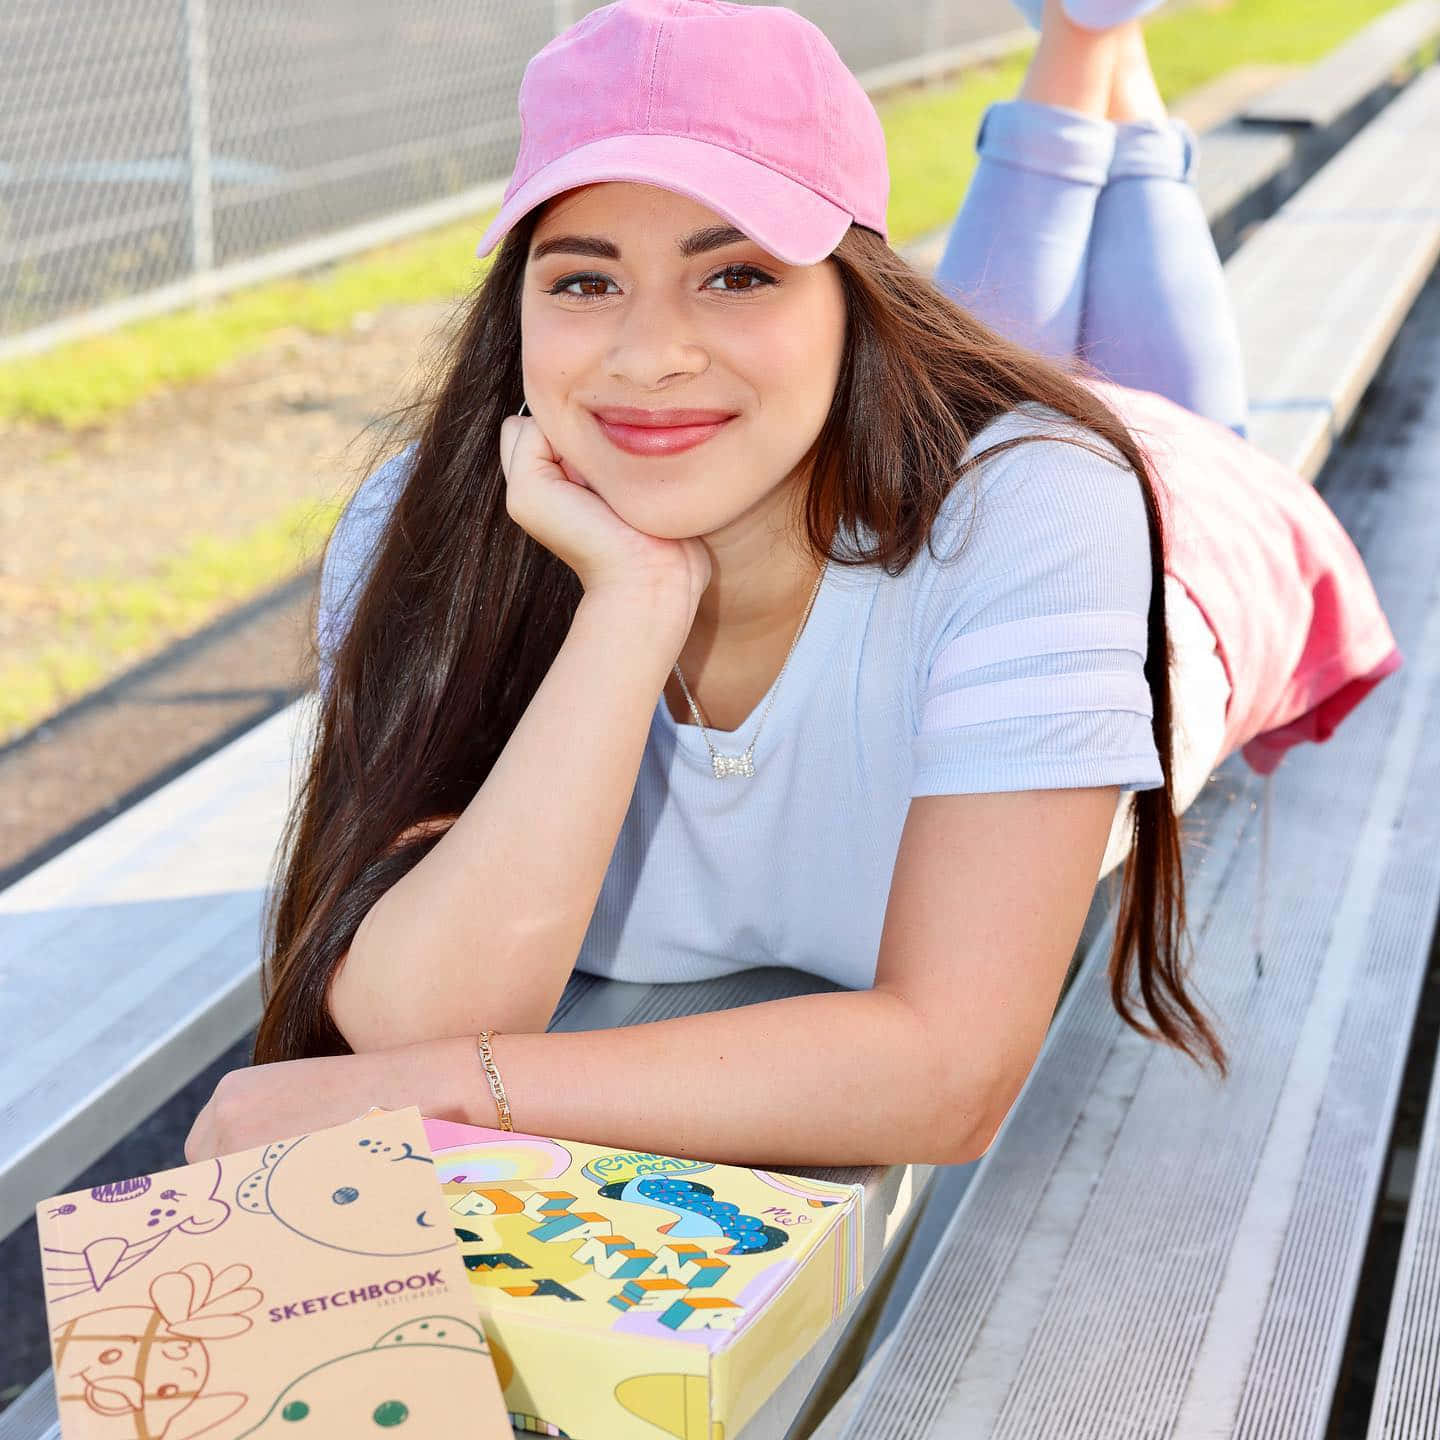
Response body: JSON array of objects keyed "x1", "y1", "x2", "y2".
[{"x1": 520, "y1": 181, "x2": 847, "y2": 543}]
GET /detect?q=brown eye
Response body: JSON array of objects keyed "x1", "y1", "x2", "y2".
[
  {"x1": 704, "y1": 263, "x2": 776, "y2": 294},
  {"x1": 99, "y1": 1347, "x2": 123, "y2": 1364},
  {"x1": 157, "y1": 1383, "x2": 180, "y2": 1398},
  {"x1": 547, "y1": 272, "x2": 615, "y2": 298}
]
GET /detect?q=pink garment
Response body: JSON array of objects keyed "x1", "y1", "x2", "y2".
[
  {"x1": 473, "y1": 0, "x2": 891, "y2": 269},
  {"x1": 1084, "y1": 379, "x2": 1403, "y2": 775}
]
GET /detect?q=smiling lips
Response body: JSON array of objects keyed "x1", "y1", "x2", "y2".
[{"x1": 590, "y1": 405, "x2": 738, "y2": 456}]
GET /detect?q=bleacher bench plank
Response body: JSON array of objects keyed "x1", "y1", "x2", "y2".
[
  {"x1": 1189, "y1": 120, "x2": 1298, "y2": 245},
  {"x1": 1242, "y1": 0, "x2": 1440, "y2": 128},
  {"x1": 1368, "y1": 982, "x2": 1440, "y2": 1438},
  {"x1": 809, "y1": 48, "x2": 1440, "y2": 1438},
  {"x1": 0, "y1": 703, "x2": 304, "y2": 1243},
  {"x1": 1362, "y1": 411, "x2": 1440, "y2": 1440},
  {"x1": 1231, "y1": 66, "x2": 1440, "y2": 478},
  {"x1": 0, "y1": 697, "x2": 935, "y2": 1440},
  {"x1": 811, "y1": 324, "x2": 1440, "y2": 1435}
]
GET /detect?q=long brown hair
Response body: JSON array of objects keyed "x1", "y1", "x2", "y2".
[{"x1": 254, "y1": 209, "x2": 1226, "y2": 1078}]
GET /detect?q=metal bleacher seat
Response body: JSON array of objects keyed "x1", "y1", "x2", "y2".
[
  {"x1": 5, "y1": 18, "x2": 1440, "y2": 1440},
  {"x1": 1234, "y1": 65, "x2": 1440, "y2": 477},
  {"x1": 1242, "y1": 0, "x2": 1440, "y2": 128},
  {"x1": 1370, "y1": 922, "x2": 1440, "y2": 1439},
  {"x1": 0, "y1": 689, "x2": 931, "y2": 1440},
  {"x1": 803, "y1": 55, "x2": 1440, "y2": 1440},
  {"x1": 1207, "y1": 0, "x2": 1440, "y2": 255}
]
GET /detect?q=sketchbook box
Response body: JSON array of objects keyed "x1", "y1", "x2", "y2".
[
  {"x1": 33, "y1": 1105, "x2": 509, "y2": 1438},
  {"x1": 420, "y1": 1115, "x2": 867, "y2": 1440}
]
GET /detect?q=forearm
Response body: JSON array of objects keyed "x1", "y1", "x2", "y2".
[
  {"x1": 335, "y1": 586, "x2": 685, "y2": 1049},
  {"x1": 421, "y1": 988, "x2": 987, "y2": 1169}
]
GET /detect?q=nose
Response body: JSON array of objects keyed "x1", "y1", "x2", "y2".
[{"x1": 605, "y1": 285, "x2": 710, "y2": 392}]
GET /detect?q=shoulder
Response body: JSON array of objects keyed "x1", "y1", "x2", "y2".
[
  {"x1": 320, "y1": 440, "x2": 419, "y2": 608},
  {"x1": 902, "y1": 405, "x2": 1163, "y2": 798},
  {"x1": 315, "y1": 441, "x2": 420, "y2": 685},
  {"x1": 946, "y1": 401, "x2": 1138, "y2": 535},
  {"x1": 913, "y1": 403, "x2": 1151, "y2": 641},
  {"x1": 331, "y1": 439, "x2": 418, "y2": 546}
]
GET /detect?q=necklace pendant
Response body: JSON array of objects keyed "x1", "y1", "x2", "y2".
[{"x1": 712, "y1": 750, "x2": 755, "y2": 779}]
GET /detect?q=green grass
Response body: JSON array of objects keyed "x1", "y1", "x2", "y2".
[
  {"x1": 0, "y1": 227, "x2": 493, "y2": 431},
  {"x1": 1145, "y1": 0, "x2": 1428, "y2": 97},
  {"x1": 0, "y1": 495, "x2": 344, "y2": 739},
  {"x1": 0, "y1": 0, "x2": 1419, "y2": 741}
]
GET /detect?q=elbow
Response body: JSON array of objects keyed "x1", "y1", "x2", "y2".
[
  {"x1": 326, "y1": 962, "x2": 372, "y2": 1055},
  {"x1": 929, "y1": 1067, "x2": 1025, "y2": 1168},
  {"x1": 943, "y1": 1112, "x2": 1006, "y2": 1167},
  {"x1": 327, "y1": 909, "x2": 560, "y2": 1053},
  {"x1": 325, "y1": 911, "x2": 391, "y2": 1054},
  {"x1": 890, "y1": 997, "x2": 1019, "y2": 1167}
]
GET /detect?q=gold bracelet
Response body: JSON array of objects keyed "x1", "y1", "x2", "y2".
[{"x1": 475, "y1": 1030, "x2": 514, "y2": 1131}]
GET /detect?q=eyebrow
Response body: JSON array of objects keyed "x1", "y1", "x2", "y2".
[{"x1": 529, "y1": 223, "x2": 752, "y2": 263}]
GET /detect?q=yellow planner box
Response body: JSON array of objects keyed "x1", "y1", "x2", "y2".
[
  {"x1": 34, "y1": 1105, "x2": 510, "y2": 1438},
  {"x1": 420, "y1": 1116, "x2": 866, "y2": 1440}
]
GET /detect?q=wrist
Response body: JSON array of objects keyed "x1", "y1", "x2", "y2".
[
  {"x1": 400, "y1": 1034, "x2": 490, "y2": 1128},
  {"x1": 575, "y1": 585, "x2": 694, "y2": 660},
  {"x1": 475, "y1": 1029, "x2": 514, "y2": 1131}
]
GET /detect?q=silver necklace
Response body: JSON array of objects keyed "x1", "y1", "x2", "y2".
[{"x1": 672, "y1": 559, "x2": 828, "y2": 779}]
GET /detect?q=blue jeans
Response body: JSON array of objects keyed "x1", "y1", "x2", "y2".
[{"x1": 933, "y1": 98, "x2": 1248, "y2": 438}]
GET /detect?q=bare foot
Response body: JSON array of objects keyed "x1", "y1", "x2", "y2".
[
  {"x1": 1105, "y1": 20, "x2": 1168, "y2": 125},
  {"x1": 1017, "y1": 0, "x2": 1126, "y2": 118}
]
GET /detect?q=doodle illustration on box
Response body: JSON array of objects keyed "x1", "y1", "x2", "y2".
[
  {"x1": 234, "y1": 1316, "x2": 497, "y2": 1436},
  {"x1": 751, "y1": 1172, "x2": 848, "y2": 1208},
  {"x1": 452, "y1": 1223, "x2": 533, "y2": 1273},
  {"x1": 580, "y1": 1150, "x2": 714, "y2": 1186},
  {"x1": 444, "y1": 1169, "x2": 783, "y2": 1331},
  {"x1": 595, "y1": 1176, "x2": 789, "y2": 1256},
  {"x1": 614, "y1": 1371, "x2": 723, "y2": 1439},
  {"x1": 40, "y1": 1163, "x2": 231, "y2": 1301},
  {"x1": 49, "y1": 1261, "x2": 261, "y2": 1438},
  {"x1": 236, "y1": 1131, "x2": 452, "y2": 1258},
  {"x1": 433, "y1": 1133, "x2": 574, "y2": 1184}
]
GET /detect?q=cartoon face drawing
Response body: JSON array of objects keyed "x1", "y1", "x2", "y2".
[
  {"x1": 41, "y1": 1165, "x2": 231, "y2": 1300},
  {"x1": 50, "y1": 1262, "x2": 260, "y2": 1440},
  {"x1": 236, "y1": 1132, "x2": 450, "y2": 1257},
  {"x1": 235, "y1": 1318, "x2": 498, "y2": 1435}
]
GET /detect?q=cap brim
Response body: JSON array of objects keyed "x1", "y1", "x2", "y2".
[{"x1": 474, "y1": 132, "x2": 853, "y2": 268}]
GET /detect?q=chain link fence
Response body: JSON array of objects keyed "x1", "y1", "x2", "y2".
[{"x1": 0, "y1": 0, "x2": 1025, "y2": 358}]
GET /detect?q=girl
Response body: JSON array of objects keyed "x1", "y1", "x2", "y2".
[{"x1": 184, "y1": 0, "x2": 1398, "y2": 1169}]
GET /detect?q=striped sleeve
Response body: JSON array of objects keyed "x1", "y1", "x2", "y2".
[
  {"x1": 315, "y1": 442, "x2": 417, "y2": 696},
  {"x1": 909, "y1": 427, "x2": 1164, "y2": 797}
]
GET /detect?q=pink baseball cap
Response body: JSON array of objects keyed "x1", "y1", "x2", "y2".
[{"x1": 473, "y1": 0, "x2": 890, "y2": 268}]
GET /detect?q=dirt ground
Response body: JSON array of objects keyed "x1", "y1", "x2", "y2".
[
  {"x1": 0, "y1": 293, "x2": 469, "y2": 879},
  {"x1": 0, "y1": 293, "x2": 464, "y2": 730}
]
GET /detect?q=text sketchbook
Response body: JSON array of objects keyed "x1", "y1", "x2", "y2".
[{"x1": 34, "y1": 1105, "x2": 509, "y2": 1438}]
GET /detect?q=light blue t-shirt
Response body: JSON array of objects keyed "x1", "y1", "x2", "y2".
[{"x1": 316, "y1": 403, "x2": 1162, "y2": 991}]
